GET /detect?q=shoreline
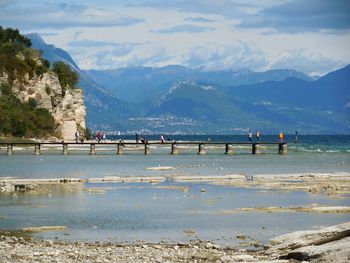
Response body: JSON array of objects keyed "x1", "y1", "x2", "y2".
[
  {"x1": 2, "y1": 172, "x2": 350, "y2": 196},
  {"x1": 1, "y1": 222, "x2": 349, "y2": 262}
]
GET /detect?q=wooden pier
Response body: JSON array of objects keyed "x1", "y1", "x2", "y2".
[{"x1": 0, "y1": 142, "x2": 287, "y2": 155}]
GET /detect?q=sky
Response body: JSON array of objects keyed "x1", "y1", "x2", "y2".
[{"x1": 0, "y1": 0, "x2": 349, "y2": 76}]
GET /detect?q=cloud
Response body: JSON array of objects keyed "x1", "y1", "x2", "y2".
[
  {"x1": 270, "y1": 49, "x2": 346, "y2": 76},
  {"x1": 239, "y1": 0, "x2": 350, "y2": 32},
  {"x1": 0, "y1": 1, "x2": 144, "y2": 29},
  {"x1": 35, "y1": 32, "x2": 59, "y2": 37},
  {"x1": 153, "y1": 24, "x2": 214, "y2": 34},
  {"x1": 68, "y1": 40, "x2": 139, "y2": 48},
  {"x1": 184, "y1": 17, "x2": 214, "y2": 23},
  {"x1": 68, "y1": 41, "x2": 144, "y2": 69},
  {"x1": 182, "y1": 43, "x2": 268, "y2": 71},
  {"x1": 131, "y1": 0, "x2": 247, "y2": 18},
  {"x1": 0, "y1": 0, "x2": 12, "y2": 8}
]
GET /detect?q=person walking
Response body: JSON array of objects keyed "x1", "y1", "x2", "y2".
[
  {"x1": 295, "y1": 131, "x2": 298, "y2": 143},
  {"x1": 279, "y1": 131, "x2": 284, "y2": 142},
  {"x1": 256, "y1": 131, "x2": 260, "y2": 142},
  {"x1": 102, "y1": 132, "x2": 106, "y2": 143},
  {"x1": 97, "y1": 131, "x2": 101, "y2": 143},
  {"x1": 75, "y1": 130, "x2": 80, "y2": 143},
  {"x1": 248, "y1": 130, "x2": 252, "y2": 143},
  {"x1": 160, "y1": 135, "x2": 165, "y2": 143}
]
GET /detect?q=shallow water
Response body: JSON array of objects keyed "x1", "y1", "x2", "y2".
[
  {"x1": 0, "y1": 135, "x2": 349, "y2": 245},
  {"x1": 0, "y1": 181, "x2": 349, "y2": 246}
]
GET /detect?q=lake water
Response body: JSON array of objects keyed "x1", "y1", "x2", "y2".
[{"x1": 0, "y1": 135, "x2": 349, "y2": 246}]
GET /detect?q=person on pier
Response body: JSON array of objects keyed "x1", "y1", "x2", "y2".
[
  {"x1": 248, "y1": 130, "x2": 252, "y2": 143},
  {"x1": 256, "y1": 131, "x2": 261, "y2": 142},
  {"x1": 75, "y1": 130, "x2": 80, "y2": 143},
  {"x1": 97, "y1": 131, "x2": 101, "y2": 143},
  {"x1": 279, "y1": 131, "x2": 284, "y2": 142}
]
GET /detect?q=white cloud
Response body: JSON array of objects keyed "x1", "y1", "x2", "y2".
[
  {"x1": 0, "y1": 2, "x2": 143, "y2": 29},
  {"x1": 153, "y1": 24, "x2": 214, "y2": 34},
  {"x1": 2, "y1": 0, "x2": 349, "y2": 75},
  {"x1": 270, "y1": 49, "x2": 346, "y2": 76},
  {"x1": 182, "y1": 42, "x2": 267, "y2": 71},
  {"x1": 239, "y1": 0, "x2": 350, "y2": 32}
]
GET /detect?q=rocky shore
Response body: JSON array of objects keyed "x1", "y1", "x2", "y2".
[
  {"x1": 1, "y1": 222, "x2": 349, "y2": 263},
  {"x1": 2, "y1": 172, "x2": 349, "y2": 197}
]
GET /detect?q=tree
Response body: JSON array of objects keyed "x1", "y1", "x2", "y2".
[{"x1": 52, "y1": 61, "x2": 78, "y2": 95}]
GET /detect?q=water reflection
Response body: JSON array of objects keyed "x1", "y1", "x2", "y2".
[{"x1": 0, "y1": 181, "x2": 349, "y2": 246}]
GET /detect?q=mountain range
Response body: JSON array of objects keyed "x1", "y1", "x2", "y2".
[{"x1": 28, "y1": 33, "x2": 350, "y2": 134}]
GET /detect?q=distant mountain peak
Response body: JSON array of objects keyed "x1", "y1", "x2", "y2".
[
  {"x1": 26, "y1": 33, "x2": 45, "y2": 45},
  {"x1": 26, "y1": 33, "x2": 79, "y2": 70}
]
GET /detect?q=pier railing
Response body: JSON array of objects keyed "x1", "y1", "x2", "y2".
[{"x1": 0, "y1": 142, "x2": 287, "y2": 155}]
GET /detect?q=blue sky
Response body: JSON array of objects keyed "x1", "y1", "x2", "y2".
[{"x1": 0, "y1": 0, "x2": 349, "y2": 75}]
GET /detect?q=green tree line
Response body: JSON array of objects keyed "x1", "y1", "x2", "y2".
[{"x1": 0, "y1": 83, "x2": 56, "y2": 137}]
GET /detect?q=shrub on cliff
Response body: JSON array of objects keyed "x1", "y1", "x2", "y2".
[
  {"x1": 0, "y1": 83, "x2": 56, "y2": 137},
  {"x1": 52, "y1": 61, "x2": 78, "y2": 96},
  {"x1": 0, "y1": 27, "x2": 49, "y2": 83},
  {"x1": 0, "y1": 26, "x2": 31, "y2": 48}
]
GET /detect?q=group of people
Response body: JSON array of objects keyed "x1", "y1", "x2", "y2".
[
  {"x1": 248, "y1": 130, "x2": 285, "y2": 143},
  {"x1": 96, "y1": 131, "x2": 107, "y2": 143},
  {"x1": 248, "y1": 130, "x2": 262, "y2": 143},
  {"x1": 75, "y1": 130, "x2": 294, "y2": 144}
]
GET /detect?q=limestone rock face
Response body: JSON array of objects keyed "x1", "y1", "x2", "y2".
[
  {"x1": 0, "y1": 71, "x2": 86, "y2": 140},
  {"x1": 266, "y1": 221, "x2": 350, "y2": 262}
]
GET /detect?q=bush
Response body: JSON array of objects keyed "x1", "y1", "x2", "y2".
[
  {"x1": 52, "y1": 61, "x2": 78, "y2": 95},
  {"x1": 0, "y1": 83, "x2": 56, "y2": 137},
  {"x1": 28, "y1": 98, "x2": 37, "y2": 108},
  {"x1": 0, "y1": 82, "x2": 12, "y2": 95},
  {"x1": 42, "y1": 58, "x2": 50, "y2": 69},
  {"x1": 0, "y1": 27, "x2": 31, "y2": 48},
  {"x1": 84, "y1": 127, "x2": 92, "y2": 140},
  {"x1": 45, "y1": 85, "x2": 51, "y2": 95},
  {"x1": 0, "y1": 27, "x2": 48, "y2": 83}
]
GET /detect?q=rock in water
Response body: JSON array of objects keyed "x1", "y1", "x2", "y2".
[{"x1": 266, "y1": 221, "x2": 350, "y2": 262}]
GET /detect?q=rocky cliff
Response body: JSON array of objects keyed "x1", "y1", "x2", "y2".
[{"x1": 0, "y1": 71, "x2": 86, "y2": 140}]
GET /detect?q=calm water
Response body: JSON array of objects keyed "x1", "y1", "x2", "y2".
[{"x1": 0, "y1": 135, "x2": 349, "y2": 246}]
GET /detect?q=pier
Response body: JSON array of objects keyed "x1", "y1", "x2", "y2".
[{"x1": 0, "y1": 142, "x2": 287, "y2": 155}]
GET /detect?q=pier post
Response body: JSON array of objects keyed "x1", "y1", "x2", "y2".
[
  {"x1": 117, "y1": 144, "x2": 124, "y2": 155},
  {"x1": 279, "y1": 143, "x2": 287, "y2": 154},
  {"x1": 225, "y1": 144, "x2": 234, "y2": 155},
  {"x1": 252, "y1": 143, "x2": 261, "y2": 154},
  {"x1": 144, "y1": 143, "x2": 151, "y2": 155},
  {"x1": 34, "y1": 144, "x2": 41, "y2": 155},
  {"x1": 171, "y1": 143, "x2": 179, "y2": 155},
  {"x1": 90, "y1": 143, "x2": 96, "y2": 155},
  {"x1": 7, "y1": 144, "x2": 13, "y2": 155},
  {"x1": 198, "y1": 143, "x2": 206, "y2": 155},
  {"x1": 62, "y1": 143, "x2": 68, "y2": 155}
]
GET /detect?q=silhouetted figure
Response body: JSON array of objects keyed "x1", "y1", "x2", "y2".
[
  {"x1": 256, "y1": 131, "x2": 260, "y2": 142},
  {"x1": 75, "y1": 130, "x2": 80, "y2": 143},
  {"x1": 248, "y1": 130, "x2": 252, "y2": 143},
  {"x1": 97, "y1": 131, "x2": 101, "y2": 143}
]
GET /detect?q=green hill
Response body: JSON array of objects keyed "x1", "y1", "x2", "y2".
[{"x1": 0, "y1": 27, "x2": 83, "y2": 138}]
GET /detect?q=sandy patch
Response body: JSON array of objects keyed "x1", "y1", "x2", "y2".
[{"x1": 145, "y1": 166, "x2": 177, "y2": 171}]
